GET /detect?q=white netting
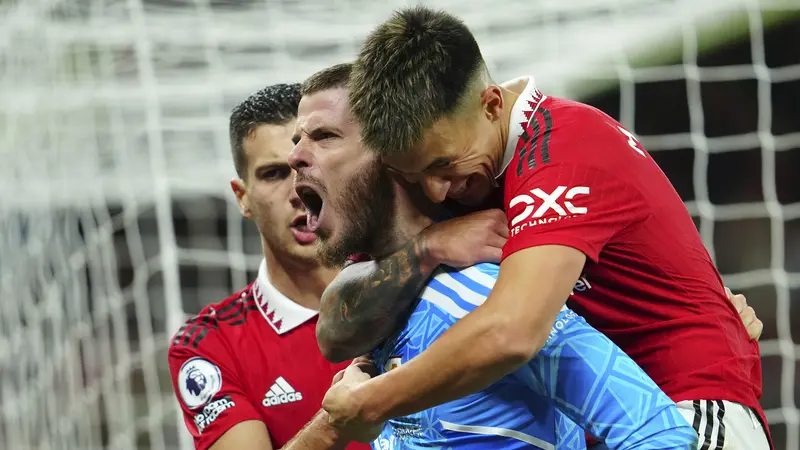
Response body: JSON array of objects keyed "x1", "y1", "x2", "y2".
[{"x1": 1, "y1": 0, "x2": 798, "y2": 449}]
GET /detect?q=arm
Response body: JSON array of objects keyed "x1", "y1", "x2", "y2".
[
  {"x1": 208, "y1": 412, "x2": 347, "y2": 450},
  {"x1": 168, "y1": 325, "x2": 348, "y2": 450},
  {"x1": 316, "y1": 209, "x2": 508, "y2": 362},
  {"x1": 323, "y1": 244, "x2": 586, "y2": 430},
  {"x1": 316, "y1": 235, "x2": 436, "y2": 362}
]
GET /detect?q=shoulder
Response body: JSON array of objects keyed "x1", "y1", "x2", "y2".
[
  {"x1": 538, "y1": 96, "x2": 629, "y2": 158},
  {"x1": 169, "y1": 283, "x2": 259, "y2": 355}
]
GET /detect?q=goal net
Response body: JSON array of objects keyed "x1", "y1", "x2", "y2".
[{"x1": 1, "y1": 0, "x2": 798, "y2": 449}]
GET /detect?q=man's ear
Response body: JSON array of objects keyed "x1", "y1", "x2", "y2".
[
  {"x1": 480, "y1": 85, "x2": 504, "y2": 122},
  {"x1": 231, "y1": 178, "x2": 252, "y2": 219}
]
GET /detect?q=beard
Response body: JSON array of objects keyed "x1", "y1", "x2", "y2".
[{"x1": 316, "y1": 162, "x2": 396, "y2": 268}]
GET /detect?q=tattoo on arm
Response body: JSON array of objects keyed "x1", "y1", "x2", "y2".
[{"x1": 317, "y1": 235, "x2": 436, "y2": 362}]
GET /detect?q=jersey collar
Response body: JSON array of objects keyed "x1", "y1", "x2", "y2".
[
  {"x1": 253, "y1": 259, "x2": 318, "y2": 335},
  {"x1": 498, "y1": 76, "x2": 547, "y2": 178}
]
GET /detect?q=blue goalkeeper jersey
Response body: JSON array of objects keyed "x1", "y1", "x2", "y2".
[{"x1": 370, "y1": 263, "x2": 697, "y2": 450}]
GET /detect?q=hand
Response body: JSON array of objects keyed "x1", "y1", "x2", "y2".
[
  {"x1": 324, "y1": 361, "x2": 383, "y2": 443},
  {"x1": 726, "y1": 287, "x2": 763, "y2": 341},
  {"x1": 331, "y1": 356, "x2": 377, "y2": 386},
  {"x1": 423, "y1": 209, "x2": 508, "y2": 267}
]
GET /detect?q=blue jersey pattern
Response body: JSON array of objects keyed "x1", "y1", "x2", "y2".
[{"x1": 370, "y1": 263, "x2": 697, "y2": 450}]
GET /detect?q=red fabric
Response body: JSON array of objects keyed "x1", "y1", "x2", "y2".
[
  {"x1": 345, "y1": 253, "x2": 372, "y2": 266},
  {"x1": 502, "y1": 96, "x2": 769, "y2": 446},
  {"x1": 168, "y1": 283, "x2": 369, "y2": 450}
]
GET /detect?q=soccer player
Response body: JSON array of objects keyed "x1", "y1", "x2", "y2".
[
  {"x1": 167, "y1": 84, "x2": 373, "y2": 450},
  {"x1": 290, "y1": 62, "x2": 697, "y2": 450},
  {"x1": 309, "y1": 7, "x2": 771, "y2": 449}
]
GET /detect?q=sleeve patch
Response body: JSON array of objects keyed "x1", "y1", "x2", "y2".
[
  {"x1": 193, "y1": 395, "x2": 236, "y2": 434},
  {"x1": 178, "y1": 357, "x2": 223, "y2": 409}
]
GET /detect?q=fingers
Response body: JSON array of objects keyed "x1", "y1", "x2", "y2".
[
  {"x1": 486, "y1": 209, "x2": 509, "y2": 238},
  {"x1": 353, "y1": 361, "x2": 379, "y2": 378},
  {"x1": 728, "y1": 290, "x2": 761, "y2": 340},
  {"x1": 487, "y1": 232, "x2": 508, "y2": 249},
  {"x1": 481, "y1": 247, "x2": 503, "y2": 264},
  {"x1": 351, "y1": 355, "x2": 373, "y2": 365},
  {"x1": 343, "y1": 363, "x2": 373, "y2": 381},
  {"x1": 730, "y1": 294, "x2": 747, "y2": 314},
  {"x1": 725, "y1": 287, "x2": 747, "y2": 314},
  {"x1": 747, "y1": 319, "x2": 764, "y2": 341},
  {"x1": 331, "y1": 369, "x2": 346, "y2": 387}
]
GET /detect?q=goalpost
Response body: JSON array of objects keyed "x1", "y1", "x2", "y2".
[{"x1": 1, "y1": 1, "x2": 798, "y2": 449}]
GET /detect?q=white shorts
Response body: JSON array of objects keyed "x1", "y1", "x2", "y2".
[{"x1": 676, "y1": 400, "x2": 771, "y2": 450}]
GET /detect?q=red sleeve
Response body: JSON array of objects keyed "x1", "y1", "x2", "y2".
[
  {"x1": 502, "y1": 102, "x2": 653, "y2": 263},
  {"x1": 168, "y1": 321, "x2": 262, "y2": 450}
]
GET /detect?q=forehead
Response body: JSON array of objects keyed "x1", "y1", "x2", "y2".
[
  {"x1": 296, "y1": 88, "x2": 352, "y2": 130},
  {"x1": 385, "y1": 118, "x2": 461, "y2": 172},
  {"x1": 243, "y1": 120, "x2": 296, "y2": 163}
]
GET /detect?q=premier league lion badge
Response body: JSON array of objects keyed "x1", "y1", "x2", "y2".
[{"x1": 178, "y1": 357, "x2": 222, "y2": 409}]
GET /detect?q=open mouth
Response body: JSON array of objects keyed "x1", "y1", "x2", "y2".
[
  {"x1": 296, "y1": 185, "x2": 324, "y2": 232},
  {"x1": 289, "y1": 214, "x2": 317, "y2": 244},
  {"x1": 291, "y1": 214, "x2": 309, "y2": 231}
]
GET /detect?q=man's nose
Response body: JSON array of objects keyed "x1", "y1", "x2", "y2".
[
  {"x1": 288, "y1": 141, "x2": 311, "y2": 170},
  {"x1": 421, "y1": 176, "x2": 452, "y2": 204}
]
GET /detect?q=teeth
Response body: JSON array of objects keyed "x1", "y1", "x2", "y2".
[{"x1": 307, "y1": 210, "x2": 320, "y2": 231}]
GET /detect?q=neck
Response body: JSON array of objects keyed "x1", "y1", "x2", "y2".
[
  {"x1": 374, "y1": 178, "x2": 442, "y2": 259},
  {"x1": 494, "y1": 85, "x2": 521, "y2": 173},
  {"x1": 262, "y1": 239, "x2": 339, "y2": 311}
]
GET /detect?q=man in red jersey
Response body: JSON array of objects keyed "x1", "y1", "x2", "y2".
[
  {"x1": 304, "y1": 7, "x2": 770, "y2": 449},
  {"x1": 167, "y1": 84, "x2": 373, "y2": 450}
]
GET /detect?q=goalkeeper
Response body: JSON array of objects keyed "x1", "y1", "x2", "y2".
[{"x1": 313, "y1": 6, "x2": 770, "y2": 450}]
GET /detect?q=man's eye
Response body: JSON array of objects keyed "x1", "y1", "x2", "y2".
[
  {"x1": 429, "y1": 159, "x2": 451, "y2": 169},
  {"x1": 316, "y1": 131, "x2": 336, "y2": 141},
  {"x1": 259, "y1": 167, "x2": 290, "y2": 180}
]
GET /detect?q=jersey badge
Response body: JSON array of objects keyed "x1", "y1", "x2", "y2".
[
  {"x1": 383, "y1": 356, "x2": 402, "y2": 372},
  {"x1": 178, "y1": 357, "x2": 223, "y2": 409}
]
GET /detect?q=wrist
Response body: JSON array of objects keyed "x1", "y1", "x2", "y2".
[
  {"x1": 312, "y1": 409, "x2": 344, "y2": 444},
  {"x1": 414, "y1": 231, "x2": 440, "y2": 275},
  {"x1": 354, "y1": 375, "x2": 392, "y2": 425}
]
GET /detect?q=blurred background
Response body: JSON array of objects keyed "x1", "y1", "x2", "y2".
[{"x1": 0, "y1": 0, "x2": 798, "y2": 449}]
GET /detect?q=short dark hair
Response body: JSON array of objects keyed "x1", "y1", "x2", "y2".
[
  {"x1": 349, "y1": 6, "x2": 485, "y2": 156},
  {"x1": 229, "y1": 83, "x2": 301, "y2": 178},
  {"x1": 301, "y1": 63, "x2": 353, "y2": 96}
]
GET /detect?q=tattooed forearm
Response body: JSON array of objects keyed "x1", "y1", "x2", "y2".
[{"x1": 316, "y1": 235, "x2": 437, "y2": 362}]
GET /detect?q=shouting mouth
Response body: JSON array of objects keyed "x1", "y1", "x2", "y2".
[{"x1": 296, "y1": 184, "x2": 325, "y2": 232}]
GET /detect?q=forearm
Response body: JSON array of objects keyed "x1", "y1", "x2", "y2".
[
  {"x1": 317, "y1": 235, "x2": 437, "y2": 362},
  {"x1": 281, "y1": 410, "x2": 347, "y2": 450},
  {"x1": 354, "y1": 304, "x2": 542, "y2": 423}
]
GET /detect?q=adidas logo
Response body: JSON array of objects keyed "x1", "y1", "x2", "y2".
[{"x1": 262, "y1": 376, "x2": 303, "y2": 407}]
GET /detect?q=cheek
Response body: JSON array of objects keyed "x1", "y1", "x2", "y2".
[{"x1": 249, "y1": 187, "x2": 283, "y2": 218}]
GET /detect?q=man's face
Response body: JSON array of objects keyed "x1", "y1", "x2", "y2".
[
  {"x1": 288, "y1": 88, "x2": 395, "y2": 267},
  {"x1": 380, "y1": 88, "x2": 504, "y2": 207},
  {"x1": 232, "y1": 120, "x2": 318, "y2": 264}
]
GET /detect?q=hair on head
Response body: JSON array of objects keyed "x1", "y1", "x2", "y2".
[
  {"x1": 229, "y1": 83, "x2": 301, "y2": 178},
  {"x1": 302, "y1": 63, "x2": 354, "y2": 97},
  {"x1": 349, "y1": 6, "x2": 485, "y2": 156}
]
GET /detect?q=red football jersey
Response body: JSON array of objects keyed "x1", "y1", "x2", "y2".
[
  {"x1": 168, "y1": 260, "x2": 370, "y2": 450},
  {"x1": 499, "y1": 78, "x2": 768, "y2": 439}
]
